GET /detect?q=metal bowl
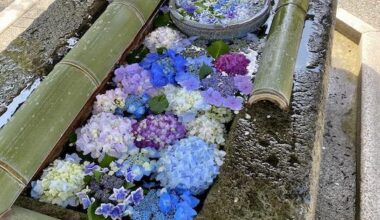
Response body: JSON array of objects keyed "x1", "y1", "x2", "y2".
[{"x1": 169, "y1": 0, "x2": 271, "y2": 40}]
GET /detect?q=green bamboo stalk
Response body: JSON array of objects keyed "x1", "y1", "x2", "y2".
[
  {"x1": 249, "y1": 0, "x2": 309, "y2": 110},
  {"x1": 0, "y1": 0, "x2": 161, "y2": 215},
  {"x1": 1, "y1": 206, "x2": 57, "y2": 220}
]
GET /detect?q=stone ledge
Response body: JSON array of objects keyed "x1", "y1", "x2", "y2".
[
  {"x1": 0, "y1": 0, "x2": 106, "y2": 116},
  {"x1": 197, "y1": 0, "x2": 337, "y2": 219}
]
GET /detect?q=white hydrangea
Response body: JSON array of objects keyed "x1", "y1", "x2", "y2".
[
  {"x1": 241, "y1": 49, "x2": 259, "y2": 77},
  {"x1": 143, "y1": 27, "x2": 187, "y2": 52},
  {"x1": 92, "y1": 88, "x2": 126, "y2": 115},
  {"x1": 186, "y1": 115, "x2": 226, "y2": 145},
  {"x1": 31, "y1": 154, "x2": 85, "y2": 207},
  {"x1": 204, "y1": 106, "x2": 234, "y2": 123},
  {"x1": 163, "y1": 85, "x2": 210, "y2": 123}
]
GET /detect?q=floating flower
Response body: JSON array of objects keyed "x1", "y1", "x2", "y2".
[
  {"x1": 118, "y1": 94, "x2": 150, "y2": 119},
  {"x1": 164, "y1": 85, "x2": 210, "y2": 123},
  {"x1": 156, "y1": 137, "x2": 225, "y2": 194},
  {"x1": 233, "y1": 75, "x2": 253, "y2": 95},
  {"x1": 186, "y1": 115, "x2": 226, "y2": 145},
  {"x1": 140, "y1": 50, "x2": 187, "y2": 88},
  {"x1": 31, "y1": 154, "x2": 85, "y2": 207},
  {"x1": 133, "y1": 114, "x2": 187, "y2": 149},
  {"x1": 89, "y1": 175, "x2": 125, "y2": 203},
  {"x1": 113, "y1": 64, "x2": 157, "y2": 96},
  {"x1": 75, "y1": 112, "x2": 136, "y2": 160},
  {"x1": 93, "y1": 88, "x2": 127, "y2": 115},
  {"x1": 143, "y1": 27, "x2": 191, "y2": 53},
  {"x1": 201, "y1": 72, "x2": 237, "y2": 97},
  {"x1": 214, "y1": 53, "x2": 250, "y2": 76},
  {"x1": 77, "y1": 191, "x2": 95, "y2": 209}
]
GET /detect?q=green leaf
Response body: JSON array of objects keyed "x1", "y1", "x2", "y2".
[
  {"x1": 124, "y1": 182, "x2": 135, "y2": 189},
  {"x1": 148, "y1": 95, "x2": 169, "y2": 114},
  {"x1": 199, "y1": 64, "x2": 213, "y2": 79},
  {"x1": 87, "y1": 203, "x2": 105, "y2": 220},
  {"x1": 154, "y1": 13, "x2": 171, "y2": 27},
  {"x1": 207, "y1": 40, "x2": 230, "y2": 58},
  {"x1": 157, "y1": 47, "x2": 167, "y2": 54},
  {"x1": 84, "y1": 175, "x2": 92, "y2": 184},
  {"x1": 126, "y1": 46, "x2": 149, "y2": 63},
  {"x1": 93, "y1": 171, "x2": 102, "y2": 182},
  {"x1": 68, "y1": 133, "x2": 77, "y2": 143},
  {"x1": 100, "y1": 154, "x2": 117, "y2": 167}
]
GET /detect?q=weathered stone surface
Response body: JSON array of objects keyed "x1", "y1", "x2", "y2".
[
  {"x1": 198, "y1": 0, "x2": 337, "y2": 219},
  {"x1": 0, "y1": 0, "x2": 106, "y2": 115},
  {"x1": 316, "y1": 31, "x2": 359, "y2": 220}
]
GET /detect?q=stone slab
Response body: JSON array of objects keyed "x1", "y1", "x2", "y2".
[
  {"x1": 197, "y1": 0, "x2": 337, "y2": 219},
  {"x1": 1, "y1": 206, "x2": 57, "y2": 220},
  {"x1": 360, "y1": 30, "x2": 380, "y2": 220},
  {"x1": 0, "y1": 0, "x2": 107, "y2": 116}
]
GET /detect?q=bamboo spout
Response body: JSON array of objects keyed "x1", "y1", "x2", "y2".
[{"x1": 249, "y1": 0, "x2": 309, "y2": 111}]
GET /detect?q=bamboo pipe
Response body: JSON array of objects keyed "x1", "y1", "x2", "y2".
[
  {"x1": 249, "y1": 0, "x2": 309, "y2": 111},
  {"x1": 0, "y1": 0, "x2": 161, "y2": 216}
]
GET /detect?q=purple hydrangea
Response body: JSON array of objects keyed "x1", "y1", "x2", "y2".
[
  {"x1": 233, "y1": 75, "x2": 253, "y2": 95},
  {"x1": 201, "y1": 72, "x2": 237, "y2": 97},
  {"x1": 214, "y1": 53, "x2": 250, "y2": 76},
  {"x1": 113, "y1": 64, "x2": 157, "y2": 96},
  {"x1": 133, "y1": 114, "x2": 187, "y2": 149}
]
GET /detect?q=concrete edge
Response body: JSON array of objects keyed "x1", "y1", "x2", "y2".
[
  {"x1": 335, "y1": 8, "x2": 377, "y2": 44},
  {"x1": 0, "y1": 0, "x2": 39, "y2": 34},
  {"x1": 335, "y1": 7, "x2": 380, "y2": 220}
]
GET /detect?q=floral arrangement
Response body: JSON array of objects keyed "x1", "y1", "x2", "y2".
[
  {"x1": 31, "y1": 9, "x2": 261, "y2": 220},
  {"x1": 175, "y1": 0, "x2": 265, "y2": 25}
]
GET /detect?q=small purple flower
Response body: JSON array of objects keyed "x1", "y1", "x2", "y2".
[
  {"x1": 160, "y1": 5, "x2": 170, "y2": 13},
  {"x1": 95, "y1": 203, "x2": 113, "y2": 218},
  {"x1": 234, "y1": 75, "x2": 253, "y2": 95},
  {"x1": 222, "y1": 96, "x2": 243, "y2": 111},
  {"x1": 84, "y1": 162, "x2": 100, "y2": 175},
  {"x1": 202, "y1": 88, "x2": 223, "y2": 107},
  {"x1": 201, "y1": 72, "x2": 237, "y2": 97},
  {"x1": 76, "y1": 192, "x2": 94, "y2": 209},
  {"x1": 126, "y1": 187, "x2": 144, "y2": 205},
  {"x1": 109, "y1": 187, "x2": 130, "y2": 202},
  {"x1": 110, "y1": 205, "x2": 124, "y2": 220},
  {"x1": 125, "y1": 170, "x2": 134, "y2": 182}
]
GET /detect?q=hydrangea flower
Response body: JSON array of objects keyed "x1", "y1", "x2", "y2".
[
  {"x1": 176, "y1": 0, "x2": 261, "y2": 25},
  {"x1": 156, "y1": 137, "x2": 225, "y2": 194},
  {"x1": 109, "y1": 147, "x2": 159, "y2": 182},
  {"x1": 242, "y1": 49, "x2": 259, "y2": 76},
  {"x1": 113, "y1": 64, "x2": 157, "y2": 96},
  {"x1": 204, "y1": 106, "x2": 234, "y2": 123},
  {"x1": 214, "y1": 53, "x2": 250, "y2": 76},
  {"x1": 116, "y1": 94, "x2": 150, "y2": 119},
  {"x1": 31, "y1": 154, "x2": 85, "y2": 207},
  {"x1": 76, "y1": 112, "x2": 136, "y2": 160},
  {"x1": 140, "y1": 50, "x2": 187, "y2": 88},
  {"x1": 186, "y1": 115, "x2": 226, "y2": 145},
  {"x1": 132, "y1": 190, "x2": 170, "y2": 220},
  {"x1": 133, "y1": 114, "x2": 187, "y2": 149},
  {"x1": 89, "y1": 175, "x2": 125, "y2": 203},
  {"x1": 234, "y1": 75, "x2": 253, "y2": 95},
  {"x1": 143, "y1": 27, "x2": 191, "y2": 53},
  {"x1": 164, "y1": 85, "x2": 210, "y2": 123},
  {"x1": 201, "y1": 73, "x2": 237, "y2": 97},
  {"x1": 93, "y1": 88, "x2": 127, "y2": 115}
]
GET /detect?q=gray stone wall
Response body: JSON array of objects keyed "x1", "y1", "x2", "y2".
[
  {"x1": 198, "y1": 0, "x2": 337, "y2": 219},
  {"x1": 0, "y1": 0, "x2": 106, "y2": 115}
]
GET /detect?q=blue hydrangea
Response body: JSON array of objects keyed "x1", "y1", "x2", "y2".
[
  {"x1": 156, "y1": 137, "x2": 225, "y2": 195},
  {"x1": 140, "y1": 50, "x2": 187, "y2": 88},
  {"x1": 132, "y1": 190, "x2": 170, "y2": 220},
  {"x1": 114, "y1": 94, "x2": 150, "y2": 119}
]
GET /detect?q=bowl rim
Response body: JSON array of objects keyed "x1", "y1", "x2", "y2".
[{"x1": 169, "y1": 0, "x2": 271, "y2": 29}]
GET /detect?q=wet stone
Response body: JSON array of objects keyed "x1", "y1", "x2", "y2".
[
  {"x1": 0, "y1": 0, "x2": 106, "y2": 116},
  {"x1": 198, "y1": 0, "x2": 337, "y2": 219}
]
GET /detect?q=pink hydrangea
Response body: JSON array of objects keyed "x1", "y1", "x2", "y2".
[{"x1": 214, "y1": 53, "x2": 250, "y2": 76}]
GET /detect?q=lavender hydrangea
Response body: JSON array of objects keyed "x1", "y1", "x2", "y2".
[
  {"x1": 201, "y1": 72, "x2": 237, "y2": 97},
  {"x1": 233, "y1": 75, "x2": 253, "y2": 95},
  {"x1": 93, "y1": 88, "x2": 127, "y2": 115},
  {"x1": 76, "y1": 112, "x2": 136, "y2": 160},
  {"x1": 113, "y1": 64, "x2": 157, "y2": 96},
  {"x1": 156, "y1": 136, "x2": 226, "y2": 195},
  {"x1": 214, "y1": 53, "x2": 250, "y2": 76},
  {"x1": 133, "y1": 114, "x2": 187, "y2": 149}
]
